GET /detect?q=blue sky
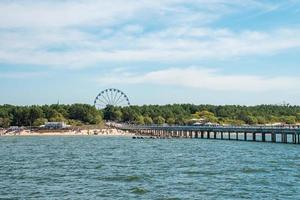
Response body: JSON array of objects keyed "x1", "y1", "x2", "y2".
[{"x1": 1, "y1": 0, "x2": 300, "y2": 105}]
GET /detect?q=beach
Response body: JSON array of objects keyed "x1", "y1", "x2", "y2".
[{"x1": 0, "y1": 128, "x2": 134, "y2": 137}]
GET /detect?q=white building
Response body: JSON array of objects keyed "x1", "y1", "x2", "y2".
[{"x1": 43, "y1": 122, "x2": 70, "y2": 129}]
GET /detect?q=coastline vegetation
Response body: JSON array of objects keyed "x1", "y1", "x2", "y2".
[
  {"x1": 103, "y1": 104, "x2": 300, "y2": 126},
  {"x1": 1, "y1": 104, "x2": 300, "y2": 128},
  {"x1": 0, "y1": 104, "x2": 102, "y2": 128}
]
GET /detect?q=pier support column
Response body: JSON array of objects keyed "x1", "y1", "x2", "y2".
[
  {"x1": 281, "y1": 134, "x2": 287, "y2": 143},
  {"x1": 262, "y1": 133, "x2": 266, "y2": 142},
  {"x1": 253, "y1": 133, "x2": 256, "y2": 141},
  {"x1": 195, "y1": 131, "x2": 199, "y2": 138},
  {"x1": 214, "y1": 132, "x2": 217, "y2": 139},
  {"x1": 271, "y1": 133, "x2": 276, "y2": 143},
  {"x1": 207, "y1": 132, "x2": 210, "y2": 139},
  {"x1": 190, "y1": 131, "x2": 194, "y2": 138},
  {"x1": 281, "y1": 133, "x2": 285, "y2": 143},
  {"x1": 293, "y1": 134, "x2": 296, "y2": 144},
  {"x1": 228, "y1": 132, "x2": 231, "y2": 140},
  {"x1": 221, "y1": 132, "x2": 224, "y2": 140},
  {"x1": 236, "y1": 132, "x2": 239, "y2": 140},
  {"x1": 244, "y1": 132, "x2": 247, "y2": 141},
  {"x1": 284, "y1": 134, "x2": 288, "y2": 143}
]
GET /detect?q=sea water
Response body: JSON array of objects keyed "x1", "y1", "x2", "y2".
[{"x1": 0, "y1": 136, "x2": 300, "y2": 199}]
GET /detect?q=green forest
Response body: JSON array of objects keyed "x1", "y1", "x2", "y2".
[
  {"x1": 1, "y1": 104, "x2": 300, "y2": 128},
  {"x1": 0, "y1": 104, "x2": 102, "y2": 128},
  {"x1": 103, "y1": 104, "x2": 300, "y2": 126}
]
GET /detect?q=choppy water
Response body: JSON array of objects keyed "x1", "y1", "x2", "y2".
[{"x1": 1, "y1": 136, "x2": 300, "y2": 200}]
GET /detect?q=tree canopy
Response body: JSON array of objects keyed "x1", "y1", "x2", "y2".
[
  {"x1": 1, "y1": 103, "x2": 300, "y2": 127},
  {"x1": 102, "y1": 104, "x2": 300, "y2": 126},
  {"x1": 0, "y1": 104, "x2": 102, "y2": 128}
]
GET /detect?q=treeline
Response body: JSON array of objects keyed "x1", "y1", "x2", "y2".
[
  {"x1": 0, "y1": 104, "x2": 102, "y2": 128},
  {"x1": 1, "y1": 103, "x2": 300, "y2": 128},
  {"x1": 103, "y1": 104, "x2": 300, "y2": 125}
]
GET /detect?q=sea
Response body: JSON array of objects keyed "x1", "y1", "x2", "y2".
[{"x1": 0, "y1": 136, "x2": 300, "y2": 199}]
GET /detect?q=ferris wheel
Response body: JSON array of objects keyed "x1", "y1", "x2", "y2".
[{"x1": 94, "y1": 88, "x2": 130, "y2": 109}]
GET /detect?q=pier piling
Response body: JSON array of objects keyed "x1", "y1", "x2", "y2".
[{"x1": 120, "y1": 125, "x2": 300, "y2": 145}]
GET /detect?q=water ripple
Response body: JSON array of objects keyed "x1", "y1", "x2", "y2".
[{"x1": 1, "y1": 136, "x2": 300, "y2": 199}]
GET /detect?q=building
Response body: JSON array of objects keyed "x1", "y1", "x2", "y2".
[{"x1": 43, "y1": 122, "x2": 69, "y2": 129}]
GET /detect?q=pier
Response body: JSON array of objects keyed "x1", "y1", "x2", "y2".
[{"x1": 119, "y1": 125, "x2": 300, "y2": 144}]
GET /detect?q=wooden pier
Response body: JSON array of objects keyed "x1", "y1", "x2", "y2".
[{"x1": 119, "y1": 125, "x2": 300, "y2": 144}]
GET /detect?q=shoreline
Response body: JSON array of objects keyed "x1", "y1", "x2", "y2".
[{"x1": 0, "y1": 128, "x2": 135, "y2": 137}]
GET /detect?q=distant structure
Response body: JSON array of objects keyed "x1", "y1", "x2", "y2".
[
  {"x1": 94, "y1": 88, "x2": 130, "y2": 109},
  {"x1": 276, "y1": 101, "x2": 291, "y2": 107},
  {"x1": 43, "y1": 122, "x2": 69, "y2": 129}
]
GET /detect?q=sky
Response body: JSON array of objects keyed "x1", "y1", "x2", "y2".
[{"x1": 1, "y1": 0, "x2": 300, "y2": 106}]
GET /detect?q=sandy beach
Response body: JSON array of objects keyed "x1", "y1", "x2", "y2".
[{"x1": 0, "y1": 128, "x2": 134, "y2": 137}]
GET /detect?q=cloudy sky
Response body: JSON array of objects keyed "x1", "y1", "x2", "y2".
[{"x1": 1, "y1": 0, "x2": 300, "y2": 105}]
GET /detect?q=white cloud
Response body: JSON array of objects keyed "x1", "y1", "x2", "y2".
[
  {"x1": 1, "y1": 27, "x2": 300, "y2": 67},
  {"x1": 0, "y1": 0, "x2": 273, "y2": 28},
  {"x1": 0, "y1": 0, "x2": 144, "y2": 28},
  {"x1": 0, "y1": 0, "x2": 298, "y2": 68},
  {"x1": 96, "y1": 67, "x2": 300, "y2": 92}
]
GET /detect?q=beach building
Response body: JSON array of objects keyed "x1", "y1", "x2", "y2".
[{"x1": 43, "y1": 122, "x2": 70, "y2": 129}]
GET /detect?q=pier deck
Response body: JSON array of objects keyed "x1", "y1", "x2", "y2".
[{"x1": 119, "y1": 125, "x2": 300, "y2": 144}]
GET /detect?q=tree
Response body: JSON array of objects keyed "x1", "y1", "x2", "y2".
[
  {"x1": 0, "y1": 117, "x2": 11, "y2": 128},
  {"x1": 135, "y1": 115, "x2": 145, "y2": 125},
  {"x1": 166, "y1": 117, "x2": 176, "y2": 125},
  {"x1": 256, "y1": 116, "x2": 267, "y2": 124},
  {"x1": 33, "y1": 118, "x2": 48, "y2": 126},
  {"x1": 242, "y1": 115, "x2": 258, "y2": 125},
  {"x1": 193, "y1": 110, "x2": 218, "y2": 123},
  {"x1": 154, "y1": 116, "x2": 165, "y2": 125},
  {"x1": 0, "y1": 108, "x2": 11, "y2": 128},
  {"x1": 282, "y1": 116, "x2": 296, "y2": 124},
  {"x1": 175, "y1": 115, "x2": 186, "y2": 125},
  {"x1": 11, "y1": 107, "x2": 30, "y2": 126},
  {"x1": 69, "y1": 104, "x2": 102, "y2": 124},
  {"x1": 144, "y1": 116, "x2": 153, "y2": 125},
  {"x1": 29, "y1": 106, "x2": 44, "y2": 126},
  {"x1": 2, "y1": 103, "x2": 300, "y2": 127},
  {"x1": 49, "y1": 111, "x2": 66, "y2": 122},
  {"x1": 112, "y1": 110, "x2": 123, "y2": 122},
  {"x1": 296, "y1": 113, "x2": 300, "y2": 122}
]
